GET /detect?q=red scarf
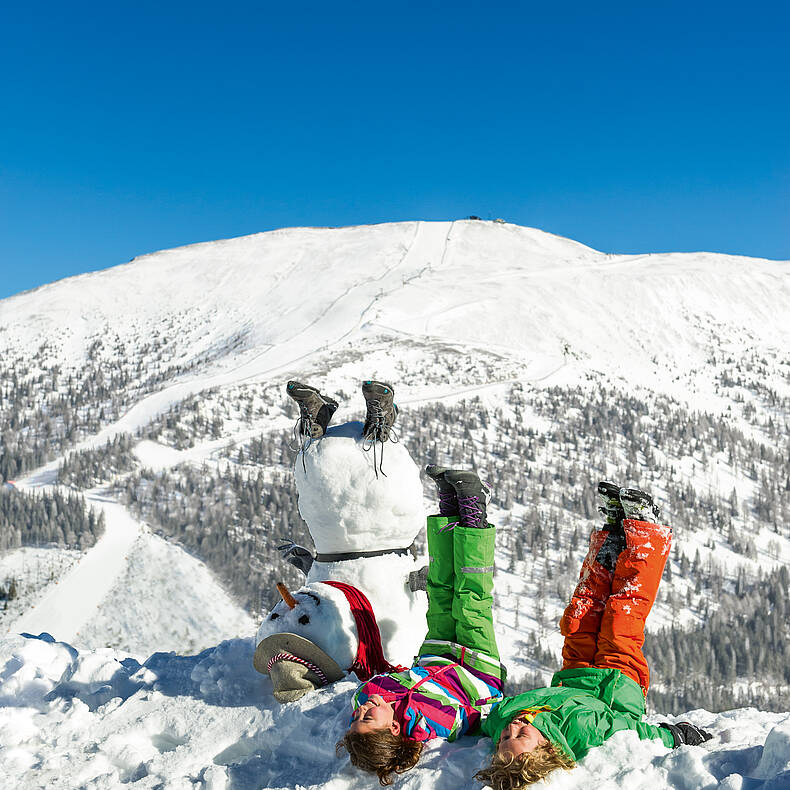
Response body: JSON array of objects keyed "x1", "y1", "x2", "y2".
[{"x1": 321, "y1": 580, "x2": 406, "y2": 681}]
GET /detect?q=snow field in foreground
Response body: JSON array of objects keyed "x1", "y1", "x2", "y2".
[{"x1": 1, "y1": 632, "x2": 789, "y2": 790}]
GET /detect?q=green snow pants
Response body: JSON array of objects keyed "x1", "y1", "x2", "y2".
[{"x1": 422, "y1": 515, "x2": 499, "y2": 659}]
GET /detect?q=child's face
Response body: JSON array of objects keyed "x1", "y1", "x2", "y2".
[
  {"x1": 497, "y1": 719, "x2": 547, "y2": 759},
  {"x1": 349, "y1": 694, "x2": 401, "y2": 736}
]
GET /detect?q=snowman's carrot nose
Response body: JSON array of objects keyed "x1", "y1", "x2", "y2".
[{"x1": 276, "y1": 582, "x2": 298, "y2": 609}]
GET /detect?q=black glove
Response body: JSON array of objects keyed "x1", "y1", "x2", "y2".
[
  {"x1": 277, "y1": 540, "x2": 314, "y2": 575},
  {"x1": 408, "y1": 565, "x2": 428, "y2": 592},
  {"x1": 660, "y1": 722, "x2": 713, "y2": 747}
]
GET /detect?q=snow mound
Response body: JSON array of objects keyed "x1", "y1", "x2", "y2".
[
  {"x1": 295, "y1": 421, "x2": 425, "y2": 554},
  {"x1": 2, "y1": 633, "x2": 790, "y2": 790},
  {"x1": 75, "y1": 531, "x2": 254, "y2": 656}
]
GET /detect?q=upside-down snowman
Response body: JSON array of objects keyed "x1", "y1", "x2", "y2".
[{"x1": 253, "y1": 381, "x2": 428, "y2": 703}]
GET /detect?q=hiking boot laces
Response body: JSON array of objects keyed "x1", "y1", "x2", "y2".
[
  {"x1": 458, "y1": 495, "x2": 485, "y2": 529},
  {"x1": 362, "y1": 399, "x2": 399, "y2": 478},
  {"x1": 286, "y1": 381, "x2": 337, "y2": 473}
]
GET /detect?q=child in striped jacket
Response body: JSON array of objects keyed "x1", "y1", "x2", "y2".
[{"x1": 336, "y1": 466, "x2": 507, "y2": 785}]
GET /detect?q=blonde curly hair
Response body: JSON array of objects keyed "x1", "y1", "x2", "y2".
[{"x1": 475, "y1": 741, "x2": 576, "y2": 789}]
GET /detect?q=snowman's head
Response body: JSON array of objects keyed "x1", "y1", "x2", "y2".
[
  {"x1": 256, "y1": 580, "x2": 359, "y2": 672},
  {"x1": 295, "y1": 421, "x2": 425, "y2": 554},
  {"x1": 255, "y1": 579, "x2": 372, "y2": 702}
]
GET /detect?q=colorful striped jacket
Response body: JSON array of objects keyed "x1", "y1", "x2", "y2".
[{"x1": 351, "y1": 639, "x2": 506, "y2": 742}]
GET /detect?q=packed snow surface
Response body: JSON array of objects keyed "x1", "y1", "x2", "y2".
[
  {"x1": 1, "y1": 632, "x2": 789, "y2": 790},
  {"x1": 5, "y1": 487, "x2": 253, "y2": 657},
  {"x1": 10, "y1": 500, "x2": 140, "y2": 644},
  {"x1": 75, "y1": 531, "x2": 254, "y2": 656},
  {"x1": 0, "y1": 547, "x2": 82, "y2": 630}
]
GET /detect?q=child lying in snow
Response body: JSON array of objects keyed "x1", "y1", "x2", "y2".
[
  {"x1": 476, "y1": 483, "x2": 712, "y2": 789},
  {"x1": 337, "y1": 466, "x2": 507, "y2": 785}
]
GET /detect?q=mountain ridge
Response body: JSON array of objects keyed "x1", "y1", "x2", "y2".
[
  {"x1": 2, "y1": 220, "x2": 787, "y2": 401},
  {"x1": 1, "y1": 218, "x2": 789, "y2": 788}
]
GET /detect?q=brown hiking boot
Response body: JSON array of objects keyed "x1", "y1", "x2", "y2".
[{"x1": 286, "y1": 381, "x2": 339, "y2": 439}]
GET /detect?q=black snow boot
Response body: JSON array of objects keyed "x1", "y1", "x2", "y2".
[
  {"x1": 425, "y1": 465, "x2": 458, "y2": 517},
  {"x1": 597, "y1": 481, "x2": 625, "y2": 528},
  {"x1": 443, "y1": 470, "x2": 491, "y2": 529},
  {"x1": 595, "y1": 480, "x2": 626, "y2": 572},
  {"x1": 619, "y1": 487, "x2": 660, "y2": 523},
  {"x1": 286, "y1": 380, "x2": 339, "y2": 440}
]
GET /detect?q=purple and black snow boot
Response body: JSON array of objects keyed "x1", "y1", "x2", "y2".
[
  {"x1": 425, "y1": 465, "x2": 459, "y2": 517},
  {"x1": 443, "y1": 470, "x2": 491, "y2": 529}
]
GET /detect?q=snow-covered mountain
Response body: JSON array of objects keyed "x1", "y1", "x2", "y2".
[
  {"x1": 1, "y1": 220, "x2": 788, "y2": 789},
  {"x1": 2, "y1": 220, "x2": 785, "y2": 398}
]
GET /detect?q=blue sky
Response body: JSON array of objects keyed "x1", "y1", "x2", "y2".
[{"x1": 1, "y1": 1, "x2": 788, "y2": 299}]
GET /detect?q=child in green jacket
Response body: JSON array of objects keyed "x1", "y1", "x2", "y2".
[{"x1": 476, "y1": 483, "x2": 712, "y2": 789}]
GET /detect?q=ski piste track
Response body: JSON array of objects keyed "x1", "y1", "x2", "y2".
[{"x1": 8, "y1": 491, "x2": 140, "y2": 643}]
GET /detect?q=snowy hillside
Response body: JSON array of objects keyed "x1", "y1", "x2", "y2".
[{"x1": 1, "y1": 220, "x2": 789, "y2": 789}]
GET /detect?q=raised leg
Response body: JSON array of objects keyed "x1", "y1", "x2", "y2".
[
  {"x1": 451, "y1": 524, "x2": 499, "y2": 659},
  {"x1": 560, "y1": 529, "x2": 614, "y2": 669},
  {"x1": 593, "y1": 519, "x2": 672, "y2": 692},
  {"x1": 424, "y1": 516, "x2": 456, "y2": 643}
]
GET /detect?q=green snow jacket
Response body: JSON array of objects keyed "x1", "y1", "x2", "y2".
[{"x1": 482, "y1": 667, "x2": 675, "y2": 760}]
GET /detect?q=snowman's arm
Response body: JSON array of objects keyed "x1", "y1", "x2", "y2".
[
  {"x1": 277, "y1": 539, "x2": 314, "y2": 575},
  {"x1": 408, "y1": 564, "x2": 428, "y2": 591}
]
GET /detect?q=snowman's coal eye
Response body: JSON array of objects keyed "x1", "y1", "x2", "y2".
[
  {"x1": 269, "y1": 612, "x2": 280, "y2": 620},
  {"x1": 298, "y1": 614, "x2": 310, "y2": 625}
]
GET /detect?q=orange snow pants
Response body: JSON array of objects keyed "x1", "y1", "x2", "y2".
[{"x1": 559, "y1": 519, "x2": 672, "y2": 694}]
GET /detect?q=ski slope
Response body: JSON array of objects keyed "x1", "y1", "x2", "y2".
[
  {"x1": 1, "y1": 220, "x2": 787, "y2": 423},
  {"x1": 10, "y1": 497, "x2": 140, "y2": 644},
  {"x1": 9, "y1": 461, "x2": 253, "y2": 654}
]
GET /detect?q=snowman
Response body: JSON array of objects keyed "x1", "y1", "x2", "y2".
[{"x1": 253, "y1": 415, "x2": 428, "y2": 703}]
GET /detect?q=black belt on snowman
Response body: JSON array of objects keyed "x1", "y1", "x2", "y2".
[{"x1": 315, "y1": 542, "x2": 416, "y2": 563}]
